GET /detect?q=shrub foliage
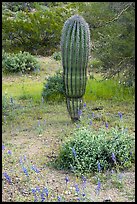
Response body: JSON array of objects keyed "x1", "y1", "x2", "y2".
[
  {"x1": 42, "y1": 71, "x2": 65, "y2": 102},
  {"x1": 54, "y1": 126, "x2": 134, "y2": 174},
  {"x1": 2, "y1": 50, "x2": 40, "y2": 73}
]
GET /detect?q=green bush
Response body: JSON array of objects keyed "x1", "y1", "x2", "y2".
[
  {"x1": 2, "y1": 51, "x2": 40, "y2": 73},
  {"x1": 54, "y1": 127, "x2": 134, "y2": 174},
  {"x1": 52, "y1": 51, "x2": 62, "y2": 61},
  {"x1": 88, "y1": 58, "x2": 103, "y2": 71},
  {"x1": 42, "y1": 71, "x2": 65, "y2": 102}
]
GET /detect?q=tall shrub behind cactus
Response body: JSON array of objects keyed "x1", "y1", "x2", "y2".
[{"x1": 61, "y1": 15, "x2": 90, "y2": 121}]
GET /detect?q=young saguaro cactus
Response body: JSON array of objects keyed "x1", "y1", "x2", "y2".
[{"x1": 61, "y1": 15, "x2": 90, "y2": 122}]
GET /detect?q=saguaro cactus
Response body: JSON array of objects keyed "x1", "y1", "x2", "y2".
[{"x1": 61, "y1": 15, "x2": 90, "y2": 122}]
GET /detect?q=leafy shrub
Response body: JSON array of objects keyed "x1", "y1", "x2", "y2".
[
  {"x1": 2, "y1": 51, "x2": 40, "y2": 73},
  {"x1": 42, "y1": 71, "x2": 65, "y2": 102},
  {"x1": 52, "y1": 51, "x2": 62, "y2": 61},
  {"x1": 54, "y1": 127, "x2": 134, "y2": 174},
  {"x1": 88, "y1": 58, "x2": 103, "y2": 71}
]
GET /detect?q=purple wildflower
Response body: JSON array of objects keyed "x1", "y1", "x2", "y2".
[
  {"x1": 89, "y1": 120, "x2": 92, "y2": 125},
  {"x1": 2, "y1": 144, "x2": 5, "y2": 150},
  {"x1": 112, "y1": 153, "x2": 116, "y2": 163},
  {"x1": 82, "y1": 175, "x2": 86, "y2": 183},
  {"x1": 7, "y1": 150, "x2": 12, "y2": 155},
  {"x1": 92, "y1": 112, "x2": 94, "y2": 118},
  {"x1": 97, "y1": 162, "x2": 101, "y2": 172},
  {"x1": 3, "y1": 172, "x2": 12, "y2": 184},
  {"x1": 105, "y1": 122, "x2": 108, "y2": 128},
  {"x1": 118, "y1": 112, "x2": 122, "y2": 119},
  {"x1": 72, "y1": 147, "x2": 77, "y2": 157},
  {"x1": 31, "y1": 165, "x2": 40, "y2": 173},
  {"x1": 57, "y1": 195, "x2": 61, "y2": 202},
  {"x1": 96, "y1": 180, "x2": 101, "y2": 195},
  {"x1": 22, "y1": 166, "x2": 29, "y2": 177},
  {"x1": 41, "y1": 192, "x2": 45, "y2": 202},
  {"x1": 19, "y1": 156, "x2": 23, "y2": 165},
  {"x1": 78, "y1": 109, "x2": 82, "y2": 116},
  {"x1": 24, "y1": 155, "x2": 27, "y2": 161},
  {"x1": 36, "y1": 186, "x2": 40, "y2": 192},
  {"x1": 75, "y1": 184, "x2": 79, "y2": 194},
  {"x1": 77, "y1": 197, "x2": 80, "y2": 201},
  {"x1": 83, "y1": 103, "x2": 86, "y2": 108},
  {"x1": 65, "y1": 176, "x2": 69, "y2": 184},
  {"x1": 43, "y1": 187, "x2": 48, "y2": 197},
  {"x1": 32, "y1": 188, "x2": 36, "y2": 194}
]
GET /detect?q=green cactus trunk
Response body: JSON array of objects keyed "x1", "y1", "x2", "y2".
[{"x1": 61, "y1": 15, "x2": 90, "y2": 121}]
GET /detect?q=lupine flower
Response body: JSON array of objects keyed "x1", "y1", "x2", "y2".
[
  {"x1": 82, "y1": 175, "x2": 86, "y2": 183},
  {"x1": 72, "y1": 147, "x2": 77, "y2": 157},
  {"x1": 19, "y1": 156, "x2": 23, "y2": 165},
  {"x1": 32, "y1": 188, "x2": 36, "y2": 194},
  {"x1": 89, "y1": 120, "x2": 92, "y2": 125},
  {"x1": 78, "y1": 109, "x2": 82, "y2": 116},
  {"x1": 24, "y1": 155, "x2": 27, "y2": 161},
  {"x1": 65, "y1": 176, "x2": 69, "y2": 184},
  {"x1": 92, "y1": 112, "x2": 94, "y2": 118},
  {"x1": 7, "y1": 150, "x2": 12, "y2": 155},
  {"x1": 75, "y1": 184, "x2": 79, "y2": 194},
  {"x1": 57, "y1": 195, "x2": 61, "y2": 202},
  {"x1": 41, "y1": 192, "x2": 45, "y2": 202},
  {"x1": 96, "y1": 180, "x2": 101, "y2": 195},
  {"x1": 105, "y1": 122, "x2": 108, "y2": 128},
  {"x1": 118, "y1": 112, "x2": 122, "y2": 119},
  {"x1": 3, "y1": 172, "x2": 12, "y2": 184},
  {"x1": 111, "y1": 169, "x2": 114, "y2": 174},
  {"x1": 43, "y1": 187, "x2": 48, "y2": 197},
  {"x1": 36, "y1": 186, "x2": 40, "y2": 192},
  {"x1": 112, "y1": 153, "x2": 116, "y2": 163},
  {"x1": 31, "y1": 165, "x2": 40, "y2": 173},
  {"x1": 82, "y1": 193, "x2": 86, "y2": 197},
  {"x1": 83, "y1": 103, "x2": 86, "y2": 108},
  {"x1": 22, "y1": 166, "x2": 29, "y2": 177},
  {"x1": 2, "y1": 144, "x2": 5, "y2": 150},
  {"x1": 82, "y1": 175, "x2": 86, "y2": 190},
  {"x1": 77, "y1": 197, "x2": 80, "y2": 201},
  {"x1": 97, "y1": 162, "x2": 101, "y2": 172}
]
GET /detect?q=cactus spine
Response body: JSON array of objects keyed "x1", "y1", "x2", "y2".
[{"x1": 61, "y1": 15, "x2": 90, "y2": 121}]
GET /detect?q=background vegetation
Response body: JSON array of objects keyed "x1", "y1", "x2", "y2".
[{"x1": 2, "y1": 2, "x2": 135, "y2": 85}]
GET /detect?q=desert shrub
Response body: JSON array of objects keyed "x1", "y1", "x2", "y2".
[
  {"x1": 54, "y1": 126, "x2": 134, "y2": 174},
  {"x1": 2, "y1": 51, "x2": 40, "y2": 73},
  {"x1": 88, "y1": 58, "x2": 103, "y2": 72},
  {"x1": 42, "y1": 71, "x2": 65, "y2": 102},
  {"x1": 52, "y1": 51, "x2": 62, "y2": 61}
]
